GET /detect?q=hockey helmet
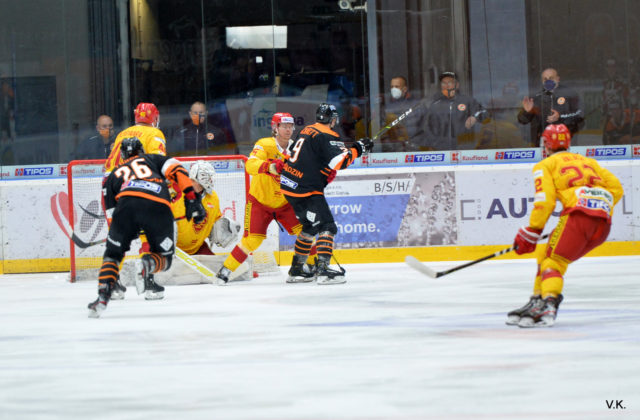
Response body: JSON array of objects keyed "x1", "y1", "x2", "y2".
[
  {"x1": 541, "y1": 124, "x2": 571, "y2": 151},
  {"x1": 134, "y1": 102, "x2": 160, "y2": 126},
  {"x1": 120, "y1": 137, "x2": 144, "y2": 160},
  {"x1": 189, "y1": 160, "x2": 216, "y2": 194},
  {"x1": 271, "y1": 112, "x2": 295, "y2": 132},
  {"x1": 316, "y1": 103, "x2": 339, "y2": 124}
]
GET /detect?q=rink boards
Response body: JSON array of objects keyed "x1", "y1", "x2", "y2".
[{"x1": 0, "y1": 159, "x2": 638, "y2": 274}]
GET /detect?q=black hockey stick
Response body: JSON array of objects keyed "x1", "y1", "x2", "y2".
[
  {"x1": 405, "y1": 234, "x2": 550, "y2": 278},
  {"x1": 71, "y1": 232, "x2": 107, "y2": 248},
  {"x1": 372, "y1": 101, "x2": 427, "y2": 142}
]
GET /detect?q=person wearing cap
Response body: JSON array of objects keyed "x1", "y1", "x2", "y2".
[
  {"x1": 517, "y1": 68, "x2": 584, "y2": 147},
  {"x1": 380, "y1": 75, "x2": 425, "y2": 151},
  {"x1": 424, "y1": 71, "x2": 487, "y2": 150}
]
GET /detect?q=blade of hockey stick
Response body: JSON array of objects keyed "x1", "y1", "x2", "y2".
[
  {"x1": 406, "y1": 234, "x2": 550, "y2": 278},
  {"x1": 71, "y1": 233, "x2": 107, "y2": 248}
]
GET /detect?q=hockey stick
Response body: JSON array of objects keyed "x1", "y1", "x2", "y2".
[
  {"x1": 405, "y1": 234, "x2": 550, "y2": 278},
  {"x1": 71, "y1": 233, "x2": 107, "y2": 249},
  {"x1": 372, "y1": 101, "x2": 427, "y2": 142}
]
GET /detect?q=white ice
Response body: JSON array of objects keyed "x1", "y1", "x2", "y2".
[{"x1": 1, "y1": 256, "x2": 639, "y2": 420}]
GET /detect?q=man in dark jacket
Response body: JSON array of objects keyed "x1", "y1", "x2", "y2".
[
  {"x1": 517, "y1": 68, "x2": 585, "y2": 146},
  {"x1": 74, "y1": 115, "x2": 115, "y2": 160},
  {"x1": 424, "y1": 72, "x2": 486, "y2": 150},
  {"x1": 380, "y1": 76, "x2": 425, "y2": 151}
]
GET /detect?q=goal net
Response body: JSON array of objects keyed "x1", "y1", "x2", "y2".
[{"x1": 67, "y1": 155, "x2": 280, "y2": 282}]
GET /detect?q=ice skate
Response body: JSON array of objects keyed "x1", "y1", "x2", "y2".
[
  {"x1": 315, "y1": 259, "x2": 346, "y2": 285},
  {"x1": 109, "y1": 280, "x2": 127, "y2": 300},
  {"x1": 505, "y1": 295, "x2": 541, "y2": 325},
  {"x1": 136, "y1": 255, "x2": 164, "y2": 300},
  {"x1": 216, "y1": 266, "x2": 231, "y2": 286},
  {"x1": 87, "y1": 282, "x2": 114, "y2": 318},
  {"x1": 518, "y1": 294, "x2": 563, "y2": 328},
  {"x1": 286, "y1": 262, "x2": 316, "y2": 283}
]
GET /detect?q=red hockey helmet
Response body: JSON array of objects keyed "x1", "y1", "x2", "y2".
[
  {"x1": 271, "y1": 112, "x2": 295, "y2": 132},
  {"x1": 542, "y1": 123, "x2": 571, "y2": 151},
  {"x1": 134, "y1": 102, "x2": 160, "y2": 126}
]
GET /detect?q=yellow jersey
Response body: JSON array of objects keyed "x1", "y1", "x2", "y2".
[
  {"x1": 105, "y1": 124, "x2": 166, "y2": 171},
  {"x1": 172, "y1": 190, "x2": 222, "y2": 254},
  {"x1": 529, "y1": 151, "x2": 624, "y2": 229},
  {"x1": 246, "y1": 136, "x2": 290, "y2": 209}
]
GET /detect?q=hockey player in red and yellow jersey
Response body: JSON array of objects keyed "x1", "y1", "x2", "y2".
[
  {"x1": 104, "y1": 103, "x2": 166, "y2": 172},
  {"x1": 280, "y1": 103, "x2": 373, "y2": 285},
  {"x1": 508, "y1": 124, "x2": 624, "y2": 327},
  {"x1": 216, "y1": 112, "x2": 315, "y2": 285}
]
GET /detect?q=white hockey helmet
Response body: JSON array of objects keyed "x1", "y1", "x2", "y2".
[{"x1": 189, "y1": 160, "x2": 216, "y2": 194}]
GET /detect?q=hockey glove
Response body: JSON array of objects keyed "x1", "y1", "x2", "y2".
[
  {"x1": 514, "y1": 226, "x2": 543, "y2": 255},
  {"x1": 209, "y1": 217, "x2": 242, "y2": 248},
  {"x1": 327, "y1": 169, "x2": 337, "y2": 184},
  {"x1": 354, "y1": 137, "x2": 374, "y2": 156},
  {"x1": 268, "y1": 158, "x2": 285, "y2": 175},
  {"x1": 184, "y1": 188, "x2": 206, "y2": 224}
]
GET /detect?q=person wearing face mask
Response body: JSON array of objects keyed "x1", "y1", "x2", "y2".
[
  {"x1": 517, "y1": 68, "x2": 584, "y2": 147},
  {"x1": 424, "y1": 71, "x2": 487, "y2": 151},
  {"x1": 380, "y1": 76, "x2": 425, "y2": 152},
  {"x1": 170, "y1": 101, "x2": 220, "y2": 156},
  {"x1": 74, "y1": 115, "x2": 116, "y2": 160}
]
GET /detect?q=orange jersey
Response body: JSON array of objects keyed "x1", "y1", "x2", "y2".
[
  {"x1": 172, "y1": 190, "x2": 222, "y2": 254},
  {"x1": 105, "y1": 125, "x2": 166, "y2": 171},
  {"x1": 529, "y1": 151, "x2": 623, "y2": 229},
  {"x1": 246, "y1": 136, "x2": 290, "y2": 209}
]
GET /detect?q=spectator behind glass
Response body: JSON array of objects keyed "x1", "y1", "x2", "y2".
[
  {"x1": 74, "y1": 115, "x2": 115, "y2": 160},
  {"x1": 517, "y1": 68, "x2": 585, "y2": 146},
  {"x1": 169, "y1": 101, "x2": 215, "y2": 156},
  {"x1": 337, "y1": 95, "x2": 363, "y2": 141},
  {"x1": 424, "y1": 71, "x2": 486, "y2": 151},
  {"x1": 380, "y1": 76, "x2": 425, "y2": 152},
  {"x1": 602, "y1": 94, "x2": 640, "y2": 145}
]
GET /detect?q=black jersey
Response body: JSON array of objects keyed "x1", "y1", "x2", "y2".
[
  {"x1": 103, "y1": 154, "x2": 188, "y2": 215},
  {"x1": 280, "y1": 123, "x2": 360, "y2": 197}
]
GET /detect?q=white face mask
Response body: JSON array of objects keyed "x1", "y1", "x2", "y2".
[{"x1": 390, "y1": 87, "x2": 403, "y2": 100}]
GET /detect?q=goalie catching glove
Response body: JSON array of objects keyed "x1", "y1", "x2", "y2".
[
  {"x1": 210, "y1": 217, "x2": 242, "y2": 248},
  {"x1": 183, "y1": 188, "x2": 206, "y2": 224},
  {"x1": 354, "y1": 137, "x2": 374, "y2": 156},
  {"x1": 513, "y1": 226, "x2": 542, "y2": 255}
]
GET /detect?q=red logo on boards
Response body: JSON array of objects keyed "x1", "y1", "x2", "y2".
[{"x1": 633, "y1": 146, "x2": 640, "y2": 157}]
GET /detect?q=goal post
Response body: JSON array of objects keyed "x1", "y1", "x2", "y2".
[{"x1": 67, "y1": 155, "x2": 280, "y2": 282}]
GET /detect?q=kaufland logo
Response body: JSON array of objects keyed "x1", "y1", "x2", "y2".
[
  {"x1": 361, "y1": 155, "x2": 369, "y2": 164},
  {"x1": 451, "y1": 151, "x2": 460, "y2": 162},
  {"x1": 495, "y1": 150, "x2": 535, "y2": 160},
  {"x1": 15, "y1": 167, "x2": 54, "y2": 176},
  {"x1": 634, "y1": 146, "x2": 640, "y2": 157},
  {"x1": 60, "y1": 165, "x2": 68, "y2": 176},
  {"x1": 405, "y1": 153, "x2": 445, "y2": 163},
  {"x1": 586, "y1": 147, "x2": 626, "y2": 157}
]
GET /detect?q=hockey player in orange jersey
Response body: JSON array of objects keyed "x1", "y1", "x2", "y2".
[
  {"x1": 508, "y1": 124, "x2": 624, "y2": 328},
  {"x1": 104, "y1": 103, "x2": 166, "y2": 172},
  {"x1": 215, "y1": 112, "x2": 316, "y2": 285}
]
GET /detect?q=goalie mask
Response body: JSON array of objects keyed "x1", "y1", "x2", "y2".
[
  {"x1": 189, "y1": 160, "x2": 216, "y2": 194},
  {"x1": 120, "y1": 137, "x2": 143, "y2": 160}
]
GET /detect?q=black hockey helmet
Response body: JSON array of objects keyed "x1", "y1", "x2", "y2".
[
  {"x1": 316, "y1": 103, "x2": 339, "y2": 124},
  {"x1": 120, "y1": 137, "x2": 143, "y2": 160}
]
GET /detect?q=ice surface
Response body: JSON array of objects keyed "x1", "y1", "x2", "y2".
[{"x1": 1, "y1": 256, "x2": 639, "y2": 419}]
